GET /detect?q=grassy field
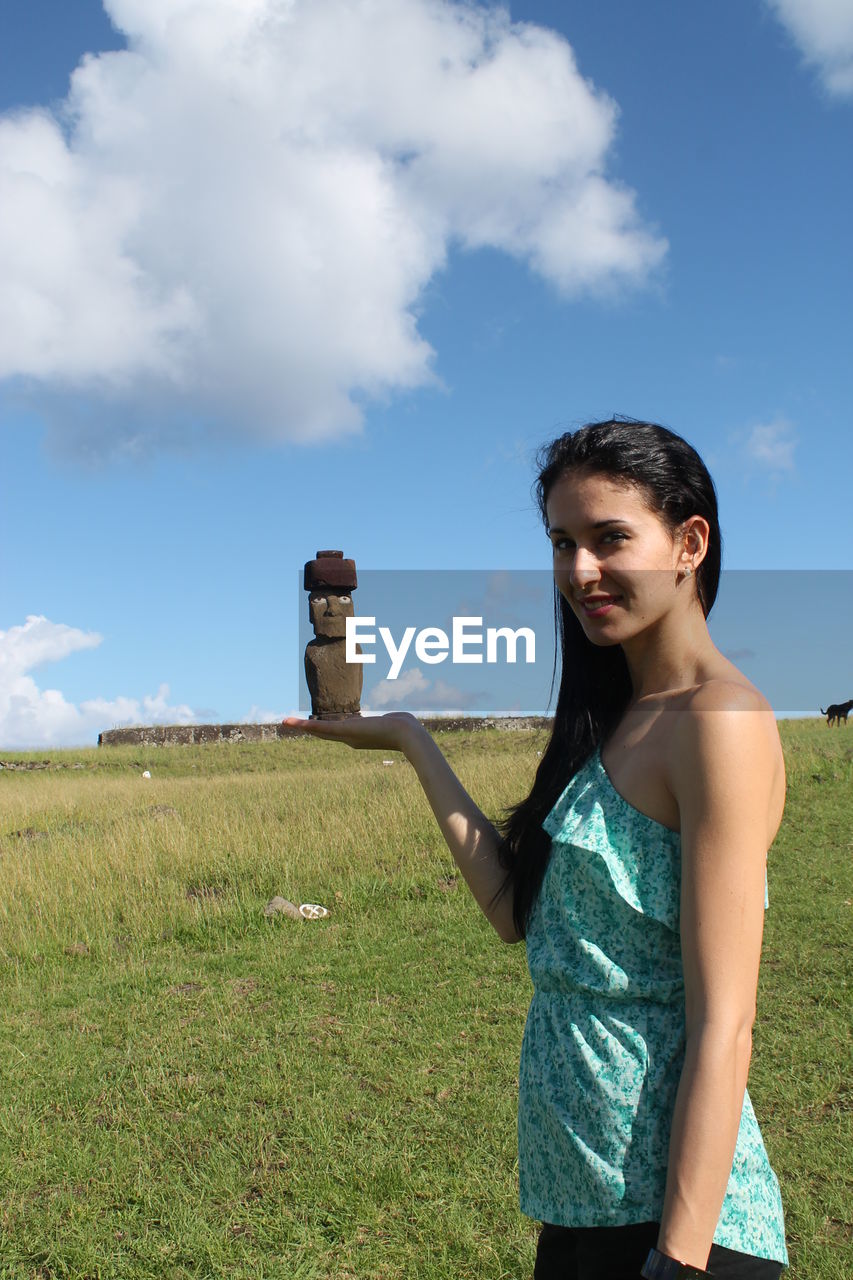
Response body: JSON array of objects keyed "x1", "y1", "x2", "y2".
[{"x1": 0, "y1": 722, "x2": 850, "y2": 1279}]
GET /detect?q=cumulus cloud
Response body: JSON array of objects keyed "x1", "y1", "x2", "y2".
[
  {"x1": 244, "y1": 705, "x2": 288, "y2": 724},
  {"x1": 0, "y1": 615, "x2": 102, "y2": 674},
  {"x1": 365, "y1": 665, "x2": 482, "y2": 712},
  {"x1": 0, "y1": 0, "x2": 666, "y2": 455},
  {"x1": 0, "y1": 615, "x2": 196, "y2": 748},
  {"x1": 743, "y1": 417, "x2": 797, "y2": 473},
  {"x1": 767, "y1": 0, "x2": 853, "y2": 97}
]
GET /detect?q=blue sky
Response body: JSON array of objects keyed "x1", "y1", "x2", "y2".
[{"x1": 2, "y1": 0, "x2": 851, "y2": 746}]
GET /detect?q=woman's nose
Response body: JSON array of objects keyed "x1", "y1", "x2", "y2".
[{"x1": 568, "y1": 547, "x2": 602, "y2": 589}]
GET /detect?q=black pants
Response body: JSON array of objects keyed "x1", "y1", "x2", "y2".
[{"x1": 534, "y1": 1221, "x2": 785, "y2": 1280}]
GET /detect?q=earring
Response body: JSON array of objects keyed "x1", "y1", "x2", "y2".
[{"x1": 683, "y1": 565, "x2": 693, "y2": 578}]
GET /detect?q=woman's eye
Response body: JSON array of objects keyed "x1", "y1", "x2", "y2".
[{"x1": 550, "y1": 533, "x2": 625, "y2": 551}]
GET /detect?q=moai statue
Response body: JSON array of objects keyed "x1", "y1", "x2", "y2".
[{"x1": 303, "y1": 550, "x2": 362, "y2": 719}]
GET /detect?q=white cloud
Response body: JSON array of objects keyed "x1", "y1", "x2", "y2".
[
  {"x1": 244, "y1": 705, "x2": 292, "y2": 723},
  {"x1": 0, "y1": 614, "x2": 102, "y2": 675},
  {"x1": 767, "y1": 0, "x2": 853, "y2": 97},
  {"x1": 744, "y1": 417, "x2": 797, "y2": 473},
  {"x1": 0, "y1": 0, "x2": 666, "y2": 456},
  {"x1": 365, "y1": 665, "x2": 481, "y2": 712},
  {"x1": 367, "y1": 667, "x2": 431, "y2": 708},
  {"x1": 0, "y1": 615, "x2": 196, "y2": 749}
]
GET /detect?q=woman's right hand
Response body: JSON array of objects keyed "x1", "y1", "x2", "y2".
[{"x1": 280, "y1": 711, "x2": 424, "y2": 755}]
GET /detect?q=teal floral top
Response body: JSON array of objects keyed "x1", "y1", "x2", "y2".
[{"x1": 518, "y1": 745, "x2": 788, "y2": 1266}]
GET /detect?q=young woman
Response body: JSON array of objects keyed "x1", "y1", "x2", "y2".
[{"x1": 282, "y1": 419, "x2": 789, "y2": 1280}]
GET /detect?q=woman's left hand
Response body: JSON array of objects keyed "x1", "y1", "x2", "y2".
[{"x1": 280, "y1": 712, "x2": 424, "y2": 755}]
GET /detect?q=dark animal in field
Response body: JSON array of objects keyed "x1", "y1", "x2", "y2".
[{"x1": 820, "y1": 699, "x2": 853, "y2": 727}]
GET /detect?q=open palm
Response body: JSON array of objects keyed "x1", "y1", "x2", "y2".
[{"x1": 280, "y1": 712, "x2": 420, "y2": 753}]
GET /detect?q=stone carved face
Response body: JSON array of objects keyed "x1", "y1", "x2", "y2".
[{"x1": 309, "y1": 590, "x2": 354, "y2": 638}]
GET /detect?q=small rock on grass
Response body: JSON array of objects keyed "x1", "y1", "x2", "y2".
[{"x1": 264, "y1": 897, "x2": 302, "y2": 920}]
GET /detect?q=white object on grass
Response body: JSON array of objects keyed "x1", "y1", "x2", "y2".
[
  {"x1": 299, "y1": 903, "x2": 329, "y2": 920},
  {"x1": 142, "y1": 770, "x2": 152, "y2": 779}
]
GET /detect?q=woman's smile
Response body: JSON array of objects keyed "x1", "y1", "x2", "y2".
[{"x1": 578, "y1": 594, "x2": 622, "y2": 617}]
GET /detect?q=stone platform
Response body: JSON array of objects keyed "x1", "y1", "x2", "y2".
[{"x1": 97, "y1": 716, "x2": 552, "y2": 747}]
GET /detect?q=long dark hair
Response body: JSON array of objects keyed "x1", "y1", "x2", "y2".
[{"x1": 495, "y1": 418, "x2": 723, "y2": 938}]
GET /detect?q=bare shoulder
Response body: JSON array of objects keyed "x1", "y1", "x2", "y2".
[
  {"x1": 683, "y1": 675, "x2": 770, "y2": 713},
  {"x1": 675, "y1": 676, "x2": 778, "y2": 738},
  {"x1": 667, "y1": 678, "x2": 786, "y2": 844}
]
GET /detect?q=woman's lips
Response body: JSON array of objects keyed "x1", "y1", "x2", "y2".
[{"x1": 579, "y1": 595, "x2": 621, "y2": 617}]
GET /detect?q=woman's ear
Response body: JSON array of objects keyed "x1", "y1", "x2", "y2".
[{"x1": 680, "y1": 514, "x2": 710, "y2": 566}]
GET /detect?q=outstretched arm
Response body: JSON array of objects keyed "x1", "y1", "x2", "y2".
[
  {"x1": 656, "y1": 684, "x2": 784, "y2": 1270},
  {"x1": 281, "y1": 714, "x2": 522, "y2": 943}
]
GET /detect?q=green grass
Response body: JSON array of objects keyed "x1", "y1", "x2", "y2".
[{"x1": 0, "y1": 722, "x2": 850, "y2": 1278}]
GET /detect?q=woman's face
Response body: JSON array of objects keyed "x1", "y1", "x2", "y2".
[{"x1": 544, "y1": 470, "x2": 694, "y2": 645}]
